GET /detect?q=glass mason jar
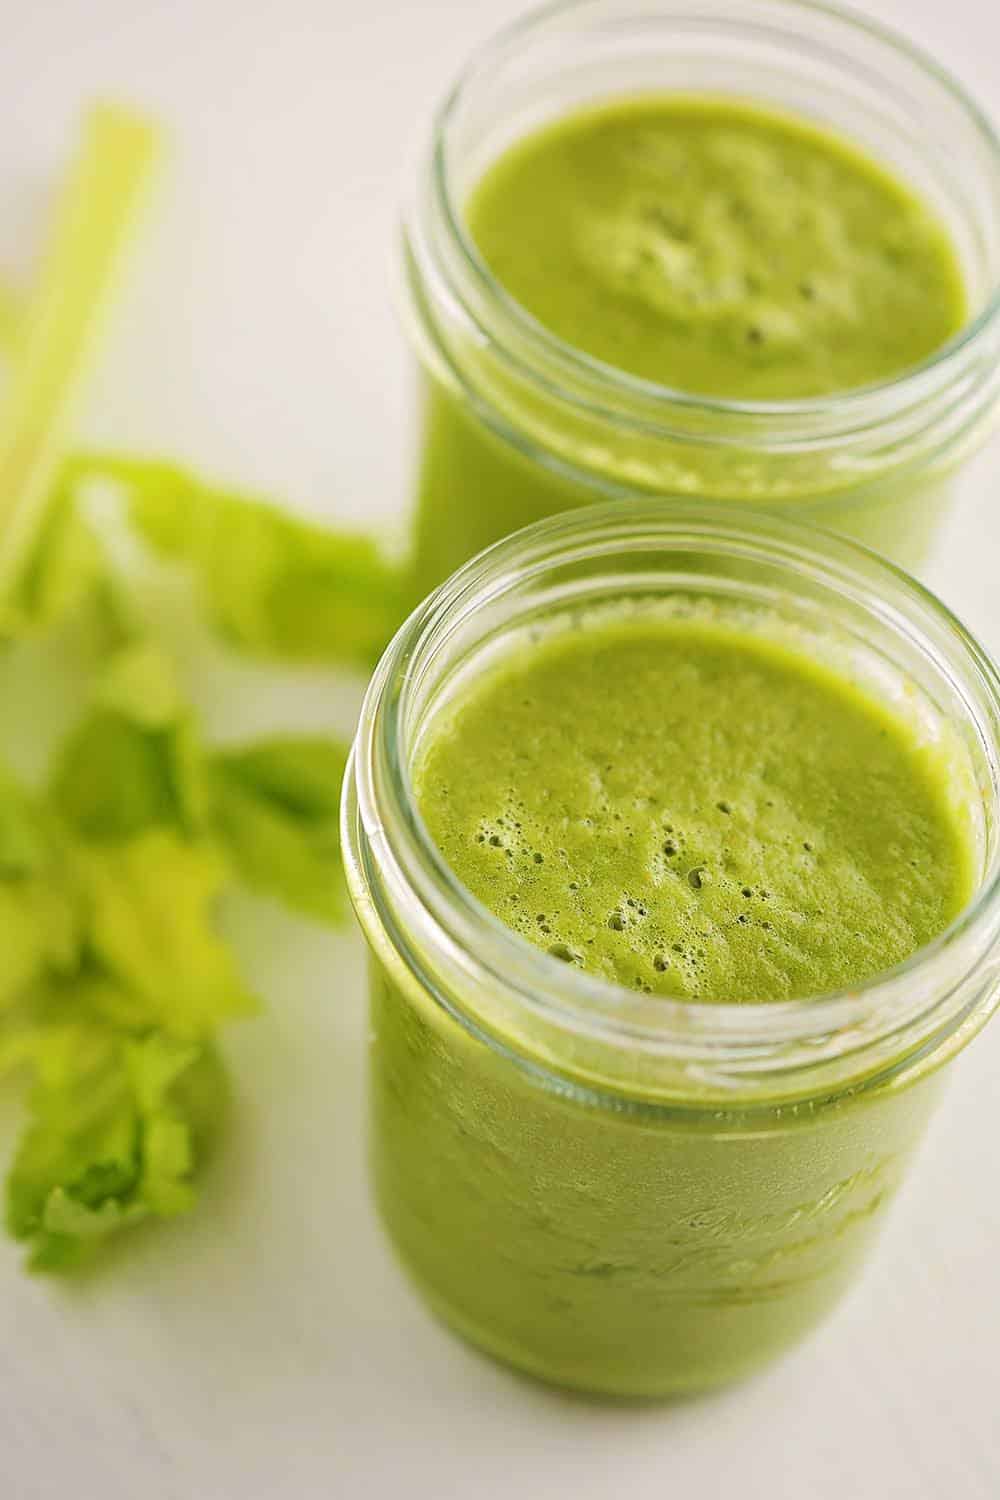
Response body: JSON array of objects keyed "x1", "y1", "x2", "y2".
[
  {"x1": 398, "y1": 0, "x2": 1000, "y2": 605},
  {"x1": 342, "y1": 500, "x2": 1000, "y2": 1398}
]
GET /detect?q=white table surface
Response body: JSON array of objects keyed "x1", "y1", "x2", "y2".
[{"x1": 3, "y1": 1, "x2": 1000, "y2": 1496}]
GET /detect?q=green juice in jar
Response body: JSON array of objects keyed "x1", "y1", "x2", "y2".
[
  {"x1": 368, "y1": 600, "x2": 975, "y2": 1394},
  {"x1": 415, "y1": 614, "x2": 972, "y2": 1002},
  {"x1": 406, "y1": 96, "x2": 967, "y2": 598}
]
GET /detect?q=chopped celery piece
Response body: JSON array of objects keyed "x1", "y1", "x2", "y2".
[{"x1": 0, "y1": 104, "x2": 162, "y2": 606}]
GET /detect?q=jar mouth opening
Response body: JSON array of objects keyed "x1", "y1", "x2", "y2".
[
  {"x1": 430, "y1": 0, "x2": 1000, "y2": 424},
  {"x1": 348, "y1": 502, "x2": 1000, "y2": 1092}
]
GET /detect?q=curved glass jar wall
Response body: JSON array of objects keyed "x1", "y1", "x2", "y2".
[
  {"x1": 343, "y1": 503, "x2": 1000, "y2": 1396},
  {"x1": 400, "y1": 0, "x2": 1000, "y2": 601}
]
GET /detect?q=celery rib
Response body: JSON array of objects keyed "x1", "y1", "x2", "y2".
[{"x1": 0, "y1": 104, "x2": 163, "y2": 601}]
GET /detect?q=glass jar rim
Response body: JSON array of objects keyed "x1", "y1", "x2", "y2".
[
  {"x1": 345, "y1": 501, "x2": 1000, "y2": 1100},
  {"x1": 424, "y1": 0, "x2": 1000, "y2": 428}
]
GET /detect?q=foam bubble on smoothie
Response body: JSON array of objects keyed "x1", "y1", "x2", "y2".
[{"x1": 414, "y1": 610, "x2": 974, "y2": 1004}]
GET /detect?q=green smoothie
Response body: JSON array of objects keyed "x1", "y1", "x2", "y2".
[
  {"x1": 466, "y1": 98, "x2": 965, "y2": 400},
  {"x1": 407, "y1": 96, "x2": 969, "y2": 596},
  {"x1": 415, "y1": 613, "x2": 972, "y2": 1001},
  {"x1": 368, "y1": 603, "x2": 976, "y2": 1394}
]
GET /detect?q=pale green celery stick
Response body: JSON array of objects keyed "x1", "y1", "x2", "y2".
[
  {"x1": 0, "y1": 105, "x2": 162, "y2": 608},
  {"x1": 6, "y1": 473, "x2": 107, "y2": 634}
]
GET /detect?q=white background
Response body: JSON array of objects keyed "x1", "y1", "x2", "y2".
[{"x1": 2, "y1": 1, "x2": 1000, "y2": 1496}]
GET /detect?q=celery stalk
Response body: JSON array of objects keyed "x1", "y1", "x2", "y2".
[{"x1": 0, "y1": 104, "x2": 162, "y2": 601}]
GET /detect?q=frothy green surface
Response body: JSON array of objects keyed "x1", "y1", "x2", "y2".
[
  {"x1": 467, "y1": 97, "x2": 967, "y2": 399},
  {"x1": 415, "y1": 614, "x2": 973, "y2": 1002}
]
